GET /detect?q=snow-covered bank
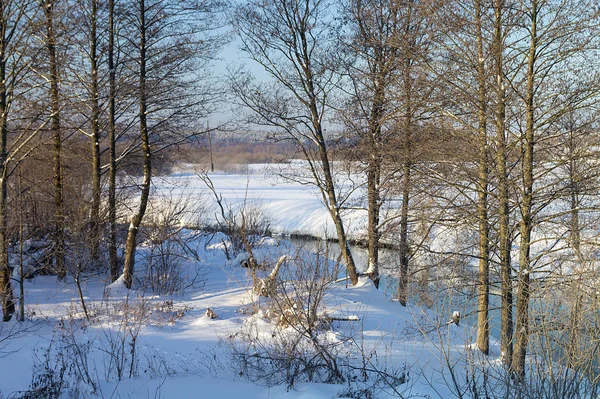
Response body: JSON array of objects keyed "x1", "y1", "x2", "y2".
[{"x1": 0, "y1": 232, "x2": 487, "y2": 398}]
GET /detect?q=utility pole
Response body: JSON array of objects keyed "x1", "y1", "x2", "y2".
[{"x1": 207, "y1": 120, "x2": 214, "y2": 172}]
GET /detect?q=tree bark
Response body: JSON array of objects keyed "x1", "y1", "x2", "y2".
[
  {"x1": 122, "y1": 0, "x2": 152, "y2": 289},
  {"x1": 493, "y1": 0, "x2": 513, "y2": 368},
  {"x1": 0, "y1": 4, "x2": 15, "y2": 320},
  {"x1": 474, "y1": 0, "x2": 490, "y2": 356},
  {"x1": 317, "y1": 126, "x2": 359, "y2": 286},
  {"x1": 44, "y1": 0, "x2": 65, "y2": 280},
  {"x1": 366, "y1": 78, "x2": 385, "y2": 289},
  {"x1": 512, "y1": 0, "x2": 538, "y2": 378},
  {"x1": 108, "y1": 0, "x2": 119, "y2": 281},
  {"x1": 89, "y1": 0, "x2": 102, "y2": 269},
  {"x1": 398, "y1": 159, "x2": 410, "y2": 306},
  {"x1": 567, "y1": 128, "x2": 581, "y2": 256},
  {"x1": 398, "y1": 49, "x2": 414, "y2": 306}
]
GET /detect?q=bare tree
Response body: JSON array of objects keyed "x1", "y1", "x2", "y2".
[
  {"x1": 492, "y1": 0, "x2": 514, "y2": 368},
  {"x1": 122, "y1": 0, "x2": 225, "y2": 288},
  {"x1": 77, "y1": 0, "x2": 103, "y2": 268},
  {"x1": 392, "y1": 0, "x2": 434, "y2": 306},
  {"x1": 108, "y1": 0, "x2": 119, "y2": 281},
  {"x1": 0, "y1": 0, "x2": 45, "y2": 321},
  {"x1": 339, "y1": 0, "x2": 428, "y2": 290},
  {"x1": 472, "y1": 0, "x2": 491, "y2": 356},
  {"x1": 122, "y1": 0, "x2": 151, "y2": 289},
  {"x1": 66, "y1": 0, "x2": 105, "y2": 269},
  {"x1": 432, "y1": 0, "x2": 494, "y2": 352},
  {"x1": 511, "y1": 0, "x2": 600, "y2": 379},
  {"x1": 231, "y1": 0, "x2": 359, "y2": 284},
  {"x1": 40, "y1": 0, "x2": 66, "y2": 280}
]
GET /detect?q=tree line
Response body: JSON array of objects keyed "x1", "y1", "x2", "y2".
[
  {"x1": 0, "y1": 0, "x2": 224, "y2": 322},
  {"x1": 230, "y1": 0, "x2": 600, "y2": 381},
  {"x1": 1, "y1": 0, "x2": 599, "y2": 384}
]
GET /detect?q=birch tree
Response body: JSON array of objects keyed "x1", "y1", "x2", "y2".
[
  {"x1": 108, "y1": 0, "x2": 119, "y2": 281},
  {"x1": 492, "y1": 0, "x2": 515, "y2": 367}
]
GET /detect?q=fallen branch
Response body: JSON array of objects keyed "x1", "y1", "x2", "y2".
[{"x1": 253, "y1": 255, "x2": 287, "y2": 297}]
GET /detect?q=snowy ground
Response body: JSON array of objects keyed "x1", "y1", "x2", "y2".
[
  {"x1": 0, "y1": 164, "x2": 504, "y2": 398},
  {"x1": 151, "y1": 163, "x2": 370, "y2": 240}
]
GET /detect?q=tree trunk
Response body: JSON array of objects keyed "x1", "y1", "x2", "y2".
[
  {"x1": 301, "y1": 26, "x2": 359, "y2": 285},
  {"x1": 398, "y1": 165, "x2": 410, "y2": 306},
  {"x1": 398, "y1": 59, "x2": 413, "y2": 306},
  {"x1": 44, "y1": 0, "x2": 65, "y2": 280},
  {"x1": 108, "y1": 0, "x2": 119, "y2": 281},
  {"x1": 366, "y1": 151, "x2": 381, "y2": 288},
  {"x1": 475, "y1": 0, "x2": 490, "y2": 356},
  {"x1": 493, "y1": 0, "x2": 513, "y2": 367},
  {"x1": 122, "y1": 0, "x2": 151, "y2": 289},
  {"x1": 567, "y1": 130, "x2": 581, "y2": 256},
  {"x1": 366, "y1": 81, "x2": 385, "y2": 289},
  {"x1": 319, "y1": 137, "x2": 358, "y2": 286},
  {"x1": 512, "y1": 0, "x2": 538, "y2": 378},
  {"x1": 0, "y1": 163, "x2": 11, "y2": 321},
  {"x1": 0, "y1": 17, "x2": 14, "y2": 320},
  {"x1": 18, "y1": 169, "x2": 24, "y2": 322},
  {"x1": 89, "y1": 0, "x2": 101, "y2": 269},
  {"x1": 570, "y1": 174, "x2": 581, "y2": 254}
]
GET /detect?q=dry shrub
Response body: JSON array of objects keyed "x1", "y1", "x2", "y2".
[
  {"x1": 141, "y1": 187, "x2": 206, "y2": 295},
  {"x1": 228, "y1": 245, "x2": 346, "y2": 389}
]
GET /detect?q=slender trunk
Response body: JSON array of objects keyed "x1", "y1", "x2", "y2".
[
  {"x1": 475, "y1": 0, "x2": 490, "y2": 355},
  {"x1": 44, "y1": 0, "x2": 65, "y2": 280},
  {"x1": 398, "y1": 57, "x2": 413, "y2": 306},
  {"x1": 18, "y1": 169, "x2": 24, "y2": 322},
  {"x1": 75, "y1": 274, "x2": 90, "y2": 321},
  {"x1": 207, "y1": 121, "x2": 214, "y2": 172},
  {"x1": 366, "y1": 79, "x2": 385, "y2": 289},
  {"x1": 300, "y1": 26, "x2": 358, "y2": 285},
  {"x1": 0, "y1": 161, "x2": 10, "y2": 321},
  {"x1": 366, "y1": 151, "x2": 381, "y2": 288},
  {"x1": 398, "y1": 161, "x2": 410, "y2": 306},
  {"x1": 512, "y1": 0, "x2": 538, "y2": 378},
  {"x1": 568, "y1": 132, "x2": 581, "y2": 255},
  {"x1": 90, "y1": 0, "x2": 101, "y2": 268},
  {"x1": 0, "y1": 11, "x2": 14, "y2": 320},
  {"x1": 122, "y1": 0, "x2": 151, "y2": 289},
  {"x1": 570, "y1": 183, "x2": 580, "y2": 253},
  {"x1": 108, "y1": 0, "x2": 119, "y2": 281},
  {"x1": 319, "y1": 137, "x2": 358, "y2": 286},
  {"x1": 493, "y1": 0, "x2": 513, "y2": 367}
]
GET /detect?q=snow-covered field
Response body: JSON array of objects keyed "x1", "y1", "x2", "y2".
[
  {"x1": 0, "y1": 164, "x2": 508, "y2": 398},
  {"x1": 151, "y1": 163, "x2": 369, "y2": 240}
]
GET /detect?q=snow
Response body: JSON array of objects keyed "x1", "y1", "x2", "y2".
[
  {"x1": 0, "y1": 243, "x2": 486, "y2": 398},
  {"x1": 0, "y1": 164, "x2": 509, "y2": 398},
  {"x1": 152, "y1": 163, "x2": 368, "y2": 240}
]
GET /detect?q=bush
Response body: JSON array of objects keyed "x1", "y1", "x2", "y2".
[
  {"x1": 199, "y1": 172, "x2": 271, "y2": 261},
  {"x1": 228, "y1": 246, "x2": 346, "y2": 389},
  {"x1": 141, "y1": 188, "x2": 206, "y2": 295}
]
